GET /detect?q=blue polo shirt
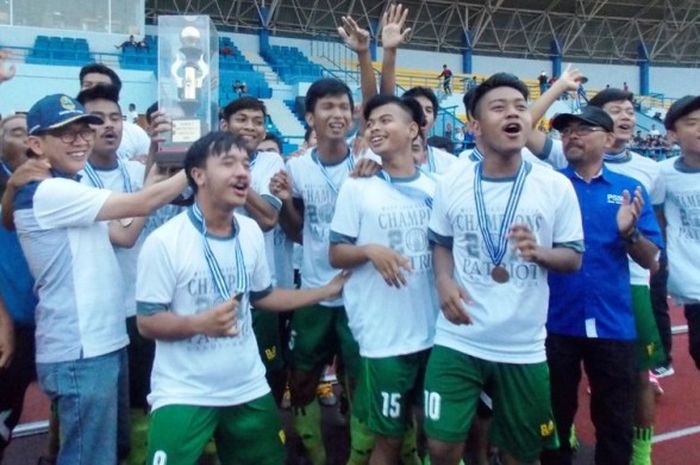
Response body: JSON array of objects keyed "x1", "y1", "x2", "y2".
[
  {"x1": 547, "y1": 166, "x2": 664, "y2": 340},
  {"x1": 0, "y1": 170, "x2": 37, "y2": 328}
]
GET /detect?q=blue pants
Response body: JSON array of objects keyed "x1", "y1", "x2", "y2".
[{"x1": 37, "y1": 347, "x2": 130, "y2": 465}]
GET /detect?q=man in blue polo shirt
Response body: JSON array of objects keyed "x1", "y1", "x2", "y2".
[{"x1": 542, "y1": 107, "x2": 663, "y2": 465}]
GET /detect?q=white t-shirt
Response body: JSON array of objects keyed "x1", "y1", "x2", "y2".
[
  {"x1": 286, "y1": 148, "x2": 355, "y2": 306},
  {"x1": 428, "y1": 161, "x2": 584, "y2": 364},
  {"x1": 659, "y1": 157, "x2": 700, "y2": 302},
  {"x1": 136, "y1": 210, "x2": 271, "y2": 411},
  {"x1": 458, "y1": 147, "x2": 552, "y2": 168},
  {"x1": 14, "y1": 177, "x2": 128, "y2": 363},
  {"x1": 118, "y1": 121, "x2": 151, "y2": 160},
  {"x1": 424, "y1": 146, "x2": 457, "y2": 175},
  {"x1": 604, "y1": 151, "x2": 664, "y2": 286},
  {"x1": 237, "y1": 150, "x2": 284, "y2": 285},
  {"x1": 330, "y1": 172, "x2": 439, "y2": 358},
  {"x1": 80, "y1": 161, "x2": 146, "y2": 317}
]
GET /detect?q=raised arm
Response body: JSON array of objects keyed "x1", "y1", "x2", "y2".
[
  {"x1": 527, "y1": 64, "x2": 584, "y2": 155},
  {"x1": 379, "y1": 4, "x2": 411, "y2": 95},
  {"x1": 338, "y1": 15, "x2": 377, "y2": 105}
]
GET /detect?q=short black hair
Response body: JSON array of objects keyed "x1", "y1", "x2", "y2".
[
  {"x1": 221, "y1": 97, "x2": 267, "y2": 122},
  {"x1": 427, "y1": 135, "x2": 453, "y2": 154},
  {"x1": 363, "y1": 94, "x2": 426, "y2": 130},
  {"x1": 184, "y1": 131, "x2": 248, "y2": 194},
  {"x1": 469, "y1": 73, "x2": 529, "y2": 118},
  {"x1": 462, "y1": 87, "x2": 477, "y2": 118},
  {"x1": 145, "y1": 102, "x2": 158, "y2": 125},
  {"x1": 262, "y1": 133, "x2": 283, "y2": 153},
  {"x1": 304, "y1": 79, "x2": 354, "y2": 114},
  {"x1": 79, "y1": 63, "x2": 122, "y2": 93},
  {"x1": 403, "y1": 87, "x2": 439, "y2": 116},
  {"x1": 588, "y1": 88, "x2": 634, "y2": 108},
  {"x1": 76, "y1": 83, "x2": 121, "y2": 109}
]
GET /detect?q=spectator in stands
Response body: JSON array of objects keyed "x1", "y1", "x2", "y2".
[
  {"x1": 444, "y1": 121, "x2": 453, "y2": 139},
  {"x1": 538, "y1": 70, "x2": 548, "y2": 94},
  {"x1": 624, "y1": 81, "x2": 630, "y2": 92},
  {"x1": 633, "y1": 130, "x2": 644, "y2": 146},
  {"x1": 426, "y1": 135, "x2": 453, "y2": 154},
  {"x1": 137, "y1": 36, "x2": 150, "y2": 51},
  {"x1": 79, "y1": 63, "x2": 151, "y2": 161},
  {"x1": 128, "y1": 103, "x2": 138, "y2": 123},
  {"x1": 467, "y1": 76, "x2": 478, "y2": 90},
  {"x1": 437, "y1": 64, "x2": 453, "y2": 95},
  {"x1": 116, "y1": 35, "x2": 137, "y2": 50},
  {"x1": 649, "y1": 124, "x2": 660, "y2": 137}
]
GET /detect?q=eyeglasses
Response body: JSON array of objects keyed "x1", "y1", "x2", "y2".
[
  {"x1": 559, "y1": 126, "x2": 607, "y2": 137},
  {"x1": 46, "y1": 127, "x2": 96, "y2": 144}
]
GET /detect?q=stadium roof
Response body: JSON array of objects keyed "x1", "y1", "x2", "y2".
[{"x1": 146, "y1": 0, "x2": 700, "y2": 66}]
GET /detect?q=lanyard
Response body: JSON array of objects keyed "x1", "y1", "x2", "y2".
[
  {"x1": 377, "y1": 169, "x2": 435, "y2": 209},
  {"x1": 83, "y1": 161, "x2": 133, "y2": 193},
  {"x1": 311, "y1": 148, "x2": 355, "y2": 195},
  {"x1": 473, "y1": 161, "x2": 529, "y2": 266},
  {"x1": 191, "y1": 202, "x2": 249, "y2": 301},
  {"x1": 0, "y1": 161, "x2": 12, "y2": 176}
]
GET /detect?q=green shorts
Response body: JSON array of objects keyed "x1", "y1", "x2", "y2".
[
  {"x1": 146, "y1": 393, "x2": 285, "y2": 465},
  {"x1": 252, "y1": 308, "x2": 285, "y2": 373},
  {"x1": 290, "y1": 304, "x2": 360, "y2": 379},
  {"x1": 353, "y1": 350, "x2": 430, "y2": 437},
  {"x1": 423, "y1": 345, "x2": 559, "y2": 463},
  {"x1": 631, "y1": 285, "x2": 666, "y2": 370}
]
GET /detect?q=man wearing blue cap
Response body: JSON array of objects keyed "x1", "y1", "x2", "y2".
[
  {"x1": 543, "y1": 106, "x2": 663, "y2": 465},
  {"x1": 7, "y1": 93, "x2": 188, "y2": 465}
]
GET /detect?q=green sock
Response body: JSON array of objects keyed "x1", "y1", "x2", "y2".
[
  {"x1": 346, "y1": 415, "x2": 375, "y2": 465},
  {"x1": 293, "y1": 400, "x2": 326, "y2": 465},
  {"x1": 630, "y1": 426, "x2": 653, "y2": 465},
  {"x1": 400, "y1": 422, "x2": 421, "y2": 465}
]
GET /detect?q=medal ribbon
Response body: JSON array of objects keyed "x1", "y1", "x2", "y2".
[
  {"x1": 83, "y1": 161, "x2": 134, "y2": 193},
  {"x1": 0, "y1": 161, "x2": 12, "y2": 176},
  {"x1": 377, "y1": 169, "x2": 435, "y2": 209},
  {"x1": 474, "y1": 161, "x2": 529, "y2": 267},
  {"x1": 191, "y1": 202, "x2": 249, "y2": 301},
  {"x1": 311, "y1": 148, "x2": 355, "y2": 195},
  {"x1": 426, "y1": 146, "x2": 437, "y2": 173},
  {"x1": 603, "y1": 150, "x2": 630, "y2": 163}
]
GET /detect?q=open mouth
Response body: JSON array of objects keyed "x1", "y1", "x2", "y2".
[
  {"x1": 503, "y1": 122, "x2": 522, "y2": 134},
  {"x1": 329, "y1": 122, "x2": 345, "y2": 131},
  {"x1": 232, "y1": 180, "x2": 249, "y2": 196}
]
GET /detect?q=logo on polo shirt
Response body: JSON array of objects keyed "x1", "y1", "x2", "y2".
[{"x1": 607, "y1": 194, "x2": 623, "y2": 205}]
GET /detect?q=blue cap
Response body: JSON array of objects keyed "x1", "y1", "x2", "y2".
[{"x1": 27, "y1": 94, "x2": 103, "y2": 136}]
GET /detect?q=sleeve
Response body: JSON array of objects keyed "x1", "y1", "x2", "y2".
[
  {"x1": 649, "y1": 166, "x2": 665, "y2": 207},
  {"x1": 256, "y1": 153, "x2": 284, "y2": 210},
  {"x1": 636, "y1": 185, "x2": 664, "y2": 249},
  {"x1": 428, "y1": 175, "x2": 454, "y2": 246},
  {"x1": 33, "y1": 178, "x2": 112, "y2": 229},
  {"x1": 126, "y1": 161, "x2": 146, "y2": 191},
  {"x1": 532, "y1": 137, "x2": 568, "y2": 170},
  {"x1": 136, "y1": 233, "x2": 176, "y2": 315},
  {"x1": 329, "y1": 178, "x2": 361, "y2": 244},
  {"x1": 250, "y1": 226, "x2": 273, "y2": 294},
  {"x1": 551, "y1": 176, "x2": 585, "y2": 248}
]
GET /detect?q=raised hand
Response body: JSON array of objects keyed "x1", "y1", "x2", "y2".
[
  {"x1": 0, "y1": 50, "x2": 17, "y2": 84},
  {"x1": 338, "y1": 16, "x2": 371, "y2": 53},
  {"x1": 269, "y1": 170, "x2": 292, "y2": 201},
  {"x1": 350, "y1": 158, "x2": 382, "y2": 178},
  {"x1": 8, "y1": 158, "x2": 52, "y2": 190},
  {"x1": 193, "y1": 298, "x2": 240, "y2": 337},
  {"x1": 436, "y1": 274, "x2": 473, "y2": 325},
  {"x1": 556, "y1": 64, "x2": 586, "y2": 92},
  {"x1": 365, "y1": 244, "x2": 412, "y2": 288},
  {"x1": 617, "y1": 186, "x2": 644, "y2": 237},
  {"x1": 508, "y1": 223, "x2": 542, "y2": 263},
  {"x1": 380, "y1": 3, "x2": 411, "y2": 49}
]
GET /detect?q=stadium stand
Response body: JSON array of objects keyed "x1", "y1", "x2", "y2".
[
  {"x1": 25, "y1": 35, "x2": 92, "y2": 66},
  {"x1": 261, "y1": 45, "x2": 324, "y2": 84}
]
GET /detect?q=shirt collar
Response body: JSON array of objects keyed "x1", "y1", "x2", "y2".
[
  {"x1": 563, "y1": 164, "x2": 612, "y2": 184},
  {"x1": 51, "y1": 168, "x2": 82, "y2": 181}
]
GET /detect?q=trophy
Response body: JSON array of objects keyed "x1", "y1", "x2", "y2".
[{"x1": 157, "y1": 15, "x2": 219, "y2": 167}]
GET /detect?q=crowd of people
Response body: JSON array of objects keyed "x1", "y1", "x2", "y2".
[{"x1": 0, "y1": 6, "x2": 699, "y2": 465}]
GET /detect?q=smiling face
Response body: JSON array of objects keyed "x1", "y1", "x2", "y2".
[
  {"x1": 668, "y1": 108, "x2": 700, "y2": 157},
  {"x1": 223, "y1": 108, "x2": 266, "y2": 153},
  {"x1": 472, "y1": 86, "x2": 531, "y2": 157},
  {"x1": 83, "y1": 98, "x2": 123, "y2": 160},
  {"x1": 365, "y1": 102, "x2": 419, "y2": 161},
  {"x1": 191, "y1": 145, "x2": 251, "y2": 209},
  {"x1": 305, "y1": 94, "x2": 353, "y2": 144},
  {"x1": 601, "y1": 99, "x2": 636, "y2": 146},
  {"x1": 27, "y1": 121, "x2": 95, "y2": 175}
]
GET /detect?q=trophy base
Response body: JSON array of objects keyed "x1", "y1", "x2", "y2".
[{"x1": 154, "y1": 149, "x2": 187, "y2": 168}]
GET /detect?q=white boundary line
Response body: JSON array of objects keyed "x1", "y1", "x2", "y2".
[{"x1": 653, "y1": 424, "x2": 700, "y2": 443}]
